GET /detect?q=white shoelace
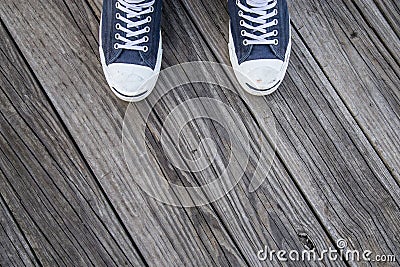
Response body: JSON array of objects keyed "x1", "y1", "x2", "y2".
[
  {"x1": 114, "y1": 0, "x2": 155, "y2": 52},
  {"x1": 237, "y1": 0, "x2": 279, "y2": 46}
]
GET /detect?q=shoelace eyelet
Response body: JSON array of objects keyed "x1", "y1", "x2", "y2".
[
  {"x1": 236, "y1": 0, "x2": 280, "y2": 46},
  {"x1": 113, "y1": 1, "x2": 155, "y2": 51}
]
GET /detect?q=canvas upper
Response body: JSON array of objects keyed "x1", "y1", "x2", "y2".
[
  {"x1": 99, "y1": 0, "x2": 163, "y2": 101},
  {"x1": 228, "y1": 0, "x2": 290, "y2": 64},
  {"x1": 101, "y1": 0, "x2": 162, "y2": 70}
]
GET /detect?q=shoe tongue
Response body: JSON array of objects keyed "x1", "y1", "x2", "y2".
[
  {"x1": 115, "y1": 49, "x2": 144, "y2": 64},
  {"x1": 247, "y1": 43, "x2": 278, "y2": 61}
]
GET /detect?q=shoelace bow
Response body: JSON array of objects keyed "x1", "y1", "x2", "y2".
[
  {"x1": 237, "y1": 0, "x2": 279, "y2": 46},
  {"x1": 114, "y1": 0, "x2": 155, "y2": 52}
]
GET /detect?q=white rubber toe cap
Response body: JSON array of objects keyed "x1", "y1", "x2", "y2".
[
  {"x1": 236, "y1": 59, "x2": 284, "y2": 90},
  {"x1": 103, "y1": 63, "x2": 156, "y2": 98},
  {"x1": 228, "y1": 24, "x2": 292, "y2": 96}
]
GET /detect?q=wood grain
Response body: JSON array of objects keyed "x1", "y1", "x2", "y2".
[
  {"x1": 180, "y1": 0, "x2": 400, "y2": 262},
  {"x1": 0, "y1": 20, "x2": 145, "y2": 267},
  {"x1": 290, "y1": 0, "x2": 400, "y2": 181},
  {"x1": 0, "y1": 0, "x2": 399, "y2": 266},
  {"x1": 0, "y1": 195, "x2": 39, "y2": 267},
  {"x1": 1, "y1": 0, "x2": 347, "y2": 266},
  {"x1": 0, "y1": 1, "x2": 246, "y2": 266}
]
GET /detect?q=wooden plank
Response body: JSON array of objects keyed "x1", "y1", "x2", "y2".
[
  {"x1": 0, "y1": 195, "x2": 39, "y2": 267},
  {"x1": 179, "y1": 0, "x2": 400, "y2": 261},
  {"x1": 363, "y1": 0, "x2": 400, "y2": 44},
  {"x1": 0, "y1": 21, "x2": 146, "y2": 266},
  {"x1": 290, "y1": 0, "x2": 400, "y2": 181},
  {"x1": 346, "y1": 0, "x2": 400, "y2": 67},
  {"x1": 1, "y1": 0, "x2": 348, "y2": 266},
  {"x1": 0, "y1": 2, "x2": 246, "y2": 266},
  {"x1": 141, "y1": 1, "x2": 347, "y2": 265},
  {"x1": 181, "y1": 0, "x2": 400, "y2": 182}
]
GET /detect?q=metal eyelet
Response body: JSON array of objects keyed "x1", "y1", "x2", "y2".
[
  {"x1": 243, "y1": 40, "x2": 248, "y2": 46},
  {"x1": 149, "y1": 6, "x2": 154, "y2": 12},
  {"x1": 240, "y1": 20, "x2": 245, "y2": 26},
  {"x1": 241, "y1": 30, "x2": 246, "y2": 36},
  {"x1": 115, "y1": 33, "x2": 120, "y2": 39},
  {"x1": 274, "y1": 39, "x2": 279, "y2": 45},
  {"x1": 145, "y1": 26, "x2": 151, "y2": 32},
  {"x1": 116, "y1": 13, "x2": 120, "y2": 19},
  {"x1": 115, "y1": 23, "x2": 121, "y2": 30},
  {"x1": 238, "y1": 10, "x2": 243, "y2": 16},
  {"x1": 115, "y1": 2, "x2": 120, "y2": 8},
  {"x1": 114, "y1": 43, "x2": 119, "y2": 49},
  {"x1": 236, "y1": 0, "x2": 240, "y2": 5},
  {"x1": 147, "y1": 16, "x2": 152, "y2": 22},
  {"x1": 143, "y1": 46, "x2": 149, "y2": 52},
  {"x1": 273, "y1": 19, "x2": 278, "y2": 25},
  {"x1": 273, "y1": 30, "x2": 278, "y2": 36},
  {"x1": 144, "y1": 36, "x2": 149, "y2": 42}
]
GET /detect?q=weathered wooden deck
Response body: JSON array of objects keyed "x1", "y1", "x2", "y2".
[{"x1": 0, "y1": 0, "x2": 399, "y2": 266}]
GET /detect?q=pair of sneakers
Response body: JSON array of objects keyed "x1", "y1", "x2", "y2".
[{"x1": 100, "y1": 0, "x2": 291, "y2": 102}]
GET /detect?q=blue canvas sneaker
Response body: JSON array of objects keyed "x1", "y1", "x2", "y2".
[
  {"x1": 100, "y1": 0, "x2": 162, "y2": 101},
  {"x1": 228, "y1": 0, "x2": 291, "y2": 95}
]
